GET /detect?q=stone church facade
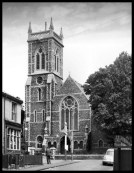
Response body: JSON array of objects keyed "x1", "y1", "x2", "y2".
[{"x1": 25, "y1": 18, "x2": 110, "y2": 154}]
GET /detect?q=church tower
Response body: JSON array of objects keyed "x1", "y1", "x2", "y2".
[{"x1": 25, "y1": 18, "x2": 64, "y2": 152}]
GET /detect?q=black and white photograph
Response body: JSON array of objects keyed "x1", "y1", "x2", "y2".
[{"x1": 2, "y1": 2, "x2": 132, "y2": 171}]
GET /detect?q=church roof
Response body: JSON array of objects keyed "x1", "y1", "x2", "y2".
[
  {"x1": 68, "y1": 75, "x2": 90, "y2": 100},
  {"x1": 57, "y1": 75, "x2": 90, "y2": 100}
]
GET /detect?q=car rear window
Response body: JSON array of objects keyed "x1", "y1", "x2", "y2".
[{"x1": 106, "y1": 150, "x2": 114, "y2": 156}]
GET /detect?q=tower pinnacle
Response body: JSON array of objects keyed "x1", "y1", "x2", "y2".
[
  {"x1": 49, "y1": 17, "x2": 54, "y2": 30},
  {"x1": 28, "y1": 22, "x2": 32, "y2": 34},
  {"x1": 60, "y1": 27, "x2": 63, "y2": 39}
]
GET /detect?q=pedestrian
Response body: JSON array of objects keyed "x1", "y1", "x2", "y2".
[{"x1": 46, "y1": 147, "x2": 52, "y2": 164}]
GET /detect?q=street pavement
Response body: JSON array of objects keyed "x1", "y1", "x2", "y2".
[
  {"x1": 41, "y1": 160, "x2": 113, "y2": 171},
  {"x1": 2, "y1": 157, "x2": 113, "y2": 171}
]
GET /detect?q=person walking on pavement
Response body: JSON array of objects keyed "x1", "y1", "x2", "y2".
[{"x1": 46, "y1": 147, "x2": 52, "y2": 164}]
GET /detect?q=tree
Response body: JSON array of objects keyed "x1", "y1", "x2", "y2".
[{"x1": 83, "y1": 52, "x2": 132, "y2": 139}]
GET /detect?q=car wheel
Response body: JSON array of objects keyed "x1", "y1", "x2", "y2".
[{"x1": 102, "y1": 162, "x2": 105, "y2": 165}]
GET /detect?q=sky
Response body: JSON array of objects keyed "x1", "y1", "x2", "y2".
[{"x1": 3, "y1": 2, "x2": 132, "y2": 107}]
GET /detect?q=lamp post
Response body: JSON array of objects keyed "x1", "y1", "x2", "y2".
[
  {"x1": 42, "y1": 127, "x2": 48, "y2": 154},
  {"x1": 25, "y1": 127, "x2": 28, "y2": 153},
  {"x1": 64, "y1": 122, "x2": 67, "y2": 161},
  {"x1": 71, "y1": 112, "x2": 74, "y2": 161}
]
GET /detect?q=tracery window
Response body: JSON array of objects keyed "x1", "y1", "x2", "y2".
[
  {"x1": 61, "y1": 96, "x2": 78, "y2": 131},
  {"x1": 36, "y1": 48, "x2": 46, "y2": 71}
]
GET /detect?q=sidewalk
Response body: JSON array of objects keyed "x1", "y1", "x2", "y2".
[{"x1": 2, "y1": 159, "x2": 79, "y2": 171}]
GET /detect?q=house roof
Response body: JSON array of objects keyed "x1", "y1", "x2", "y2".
[{"x1": 2, "y1": 92, "x2": 23, "y2": 104}]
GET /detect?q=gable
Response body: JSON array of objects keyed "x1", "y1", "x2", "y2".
[{"x1": 57, "y1": 76, "x2": 82, "y2": 95}]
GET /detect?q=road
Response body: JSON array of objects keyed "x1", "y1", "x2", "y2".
[{"x1": 41, "y1": 160, "x2": 113, "y2": 171}]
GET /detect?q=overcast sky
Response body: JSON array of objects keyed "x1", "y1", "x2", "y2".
[{"x1": 3, "y1": 2, "x2": 131, "y2": 107}]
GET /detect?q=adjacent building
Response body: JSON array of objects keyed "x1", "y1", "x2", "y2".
[{"x1": 2, "y1": 92, "x2": 23, "y2": 154}]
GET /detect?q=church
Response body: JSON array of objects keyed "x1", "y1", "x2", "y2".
[{"x1": 25, "y1": 18, "x2": 110, "y2": 155}]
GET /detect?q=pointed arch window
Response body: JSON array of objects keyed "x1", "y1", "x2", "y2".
[
  {"x1": 61, "y1": 96, "x2": 78, "y2": 131},
  {"x1": 37, "y1": 136, "x2": 43, "y2": 148},
  {"x1": 35, "y1": 110, "x2": 37, "y2": 122},
  {"x1": 57, "y1": 57, "x2": 59, "y2": 72},
  {"x1": 55, "y1": 55, "x2": 56, "y2": 71},
  {"x1": 36, "y1": 53, "x2": 40, "y2": 69},
  {"x1": 51, "y1": 79, "x2": 55, "y2": 99},
  {"x1": 42, "y1": 110, "x2": 46, "y2": 122},
  {"x1": 38, "y1": 88, "x2": 41, "y2": 101},
  {"x1": 98, "y1": 139, "x2": 104, "y2": 147},
  {"x1": 42, "y1": 53, "x2": 45, "y2": 69}
]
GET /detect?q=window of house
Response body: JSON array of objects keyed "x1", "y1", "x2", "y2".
[
  {"x1": 37, "y1": 136, "x2": 43, "y2": 148},
  {"x1": 61, "y1": 96, "x2": 78, "y2": 131},
  {"x1": 12, "y1": 102, "x2": 16, "y2": 121},
  {"x1": 98, "y1": 139, "x2": 104, "y2": 147},
  {"x1": 7, "y1": 128, "x2": 20, "y2": 150}
]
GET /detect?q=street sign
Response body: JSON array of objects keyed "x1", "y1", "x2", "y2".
[
  {"x1": 65, "y1": 144, "x2": 68, "y2": 151},
  {"x1": 42, "y1": 138, "x2": 47, "y2": 145}
]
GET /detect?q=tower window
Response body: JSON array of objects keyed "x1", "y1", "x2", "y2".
[
  {"x1": 42, "y1": 110, "x2": 46, "y2": 122},
  {"x1": 37, "y1": 76, "x2": 43, "y2": 84},
  {"x1": 61, "y1": 96, "x2": 78, "y2": 131},
  {"x1": 36, "y1": 53, "x2": 40, "y2": 69},
  {"x1": 35, "y1": 110, "x2": 37, "y2": 122},
  {"x1": 57, "y1": 58, "x2": 59, "y2": 72},
  {"x1": 38, "y1": 88, "x2": 41, "y2": 101},
  {"x1": 42, "y1": 53, "x2": 45, "y2": 69},
  {"x1": 55, "y1": 55, "x2": 56, "y2": 70}
]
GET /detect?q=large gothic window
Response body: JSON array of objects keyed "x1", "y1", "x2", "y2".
[{"x1": 61, "y1": 96, "x2": 78, "y2": 131}]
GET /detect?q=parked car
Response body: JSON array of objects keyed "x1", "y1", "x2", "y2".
[{"x1": 102, "y1": 148, "x2": 114, "y2": 165}]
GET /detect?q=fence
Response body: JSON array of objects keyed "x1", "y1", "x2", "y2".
[{"x1": 2, "y1": 154, "x2": 43, "y2": 169}]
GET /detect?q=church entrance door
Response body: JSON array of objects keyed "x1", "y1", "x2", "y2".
[{"x1": 60, "y1": 136, "x2": 71, "y2": 154}]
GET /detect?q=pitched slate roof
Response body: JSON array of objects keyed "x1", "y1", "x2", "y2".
[{"x1": 57, "y1": 75, "x2": 90, "y2": 100}]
